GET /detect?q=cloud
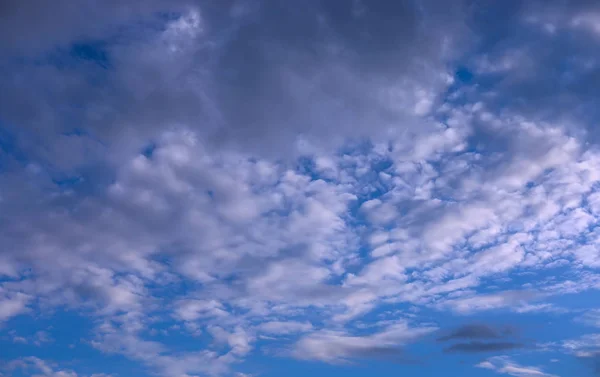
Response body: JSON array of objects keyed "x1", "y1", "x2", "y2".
[
  {"x1": 579, "y1": 352, "x2": 600, "y2": 377},
  {"x1": 0, "y1": 0, "x2": 468, "y2": 168},
  {"x1": 91, "y1": 315, "x2": 234, "y2": 377},
  {"x1": 576, "y1": 310, "x2": 600, "y2": 328},
  {"x1": 173, "y1": 299, "x2": 229, "y2": 322},
  {"x1": 291, "y1": 321, "x2": 436, "y2": 364},
  {"x1": 3, "y1": 116, "x2": 600, "y2": 374},
  {"x1": 440, "y1": 291, "x2": 539, "y2": 314},
  {"x1": 476, "y1": 356, "x2": 558, "y2": 377},
  {"x1": 569, "y1": 350, "x2": 600, "y2": 377},
  {"x1": 437, "y1": 324, "x2": 514, "y2": 341},
  {"x1": 464, "y1": 1, "x2": 600, "y2": 141},
  {"x1": 33, "y1": 331, "x2": 53, "y2": 346},
  {"x1": 2, "y1": 1, "x2": 600, "y2": 376},
  {"x1": 0, "y1": 289, "x2": 30, "y2": 323},
  {"x1": 562, "y1": 333, "x2": 600, "y2": 356},
  {"x1": 438, "y1": 324, "x2": 524, "y2": 354},
  {"x1": 4, "y1": 357, "x2": 86, "y2": 377},
  {"x1": 257, "y1": 321, "x2": 313, "y2": 335},
  {"x1": 445, "y1": 341, "x2": 524, "y2": 353},
  {"x1": 546, "y1": 332, "x2": 600, "y2": 376}
]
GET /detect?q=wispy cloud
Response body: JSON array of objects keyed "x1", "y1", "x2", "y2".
[{"x1": 476, "y1": 356, "x2": 558, "y2": 377}]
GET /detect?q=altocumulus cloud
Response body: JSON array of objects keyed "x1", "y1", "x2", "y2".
[{"x1": 1, "y1": 1, "x2": 600, "y2": 377}]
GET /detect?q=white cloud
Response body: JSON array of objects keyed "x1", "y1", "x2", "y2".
[
  {"x1": 476, "y1": 356, "x2": 558, "y2": 377},
  {"x1": 0, "y1": 289, "x2": 30, "y2": 323},
  {"x1": 257, "y1": 321, "x2": 313, "y2": 335},
  {"x1": 562, "y1": 333, "x2": 600, "y2": 355},
  {"x1": 477, "y1": 360, "x2": 496, "y2": 370},
  {"x1": 174, "y1": 299, "x2": 229, "y2": 322},
  {"x1": 360, "y1": 199, "x2": 397, "y2": 225},
  {"x1": 2, "y1": 2, "x2": 600, "y2": 375},
  {"x1": 4, "y1": 357, "x2": 85, "y2": 377},
  {"x1": 574, "y1": 244, "x2": 600, "y2": 268},
  {"x1": 440, "y1": 291, "x2": 537, "y2": 314},
  {"x1": 570, "y1": 12, "x2": 600, "y2": 36},
  {"x1": 4, "y1": 115, "x2": 600, "y2": 374},
  {"x1": 577, "y1": 309, "x2": 600, "y2": 328},
  {"x1": 91, "y1": 318, "x2": 233, "y2": 377}
]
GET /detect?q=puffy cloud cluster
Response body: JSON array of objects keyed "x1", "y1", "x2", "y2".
[{"x1": 1, "y1": 1, "x2": 600, "y2": 377}]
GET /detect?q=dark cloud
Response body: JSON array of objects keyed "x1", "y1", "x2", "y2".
[
  {"x1": 352, "y1": 346, "x2": 411, "y2": 361},
  {"x1": 438, "y1": 324, "x2": 501, "y2": 341},
  {"x1": 207, "y1": 0, "x2": 468, "y2": 149},
  {"x1": 444, "y1": 341, "x2": 524, "y2": 353},
  {"x1": 438, "y1": 324, "x2": 524, "y2": 354},
  {"x1": 437, "y1": 324, "x2": 516, "y2": 342},
  {"x1": 458, "y1": 0, "x2": 600, "y2": 141},
  {"x1": 0, "y1": 0, "x2": 470, "y2": 171},
  {"x1": 0, "y1": 0, "x2": 188, "y2": 55},
  {"x1": 2, "y1": 0, "x2": 599, "y2": 175},
  {"x1": 337, "y1": 345, "x2": 424, "y2": 365}
]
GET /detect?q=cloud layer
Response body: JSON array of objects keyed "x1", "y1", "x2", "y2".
[{"x1": 1, "y1": 1, "x2": 600, "y2": 377}]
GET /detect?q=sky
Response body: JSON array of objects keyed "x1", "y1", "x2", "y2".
[{"x1": 1, "y1": 0, "x2": 600, "y2": 376}]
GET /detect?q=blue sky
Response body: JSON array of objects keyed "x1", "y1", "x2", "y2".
[{"x1": 1, "y1": 1, "x2": 600, "y2": 376}]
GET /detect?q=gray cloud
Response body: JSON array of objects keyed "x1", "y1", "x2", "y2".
[
  {"x1": 437, "y1": 324, "x2": 514, "y2": 342},
  {"x1": 444, "y1": 341, "x2": 524, "y2": 353},
  {"x1": 0, "y1": 0, "x2": 470, "y2": 170},
  {"x1": 439, "y1": 323, "x2": 524, "y2": 354},
  {"x1": 459, "y1": 0, "x2": 600, "y2": 142},
  {"x1": 2, "y1": 0, "x2": 599, "y2": 166},
  {"x1": 206, "y1": 0, "x2": 467, "y2": 150}
]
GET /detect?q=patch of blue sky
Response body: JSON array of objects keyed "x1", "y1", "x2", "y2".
[
  {"x1": 0, "y1": 311, "x2": 144, "y2": 377},
  {"x1": 0, "y1": 126, "x2": 32, "y2": 168}
]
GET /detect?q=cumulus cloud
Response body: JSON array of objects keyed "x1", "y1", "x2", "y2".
[
  {"x1": 1, "y1": 1, "x2": 600, "y2": 376},
  {"x1": 0, "y1": 289, "x2": 30, "y2": 323},
  {"x1": 91, "y1": 315, "x2": 234, "y2": 377}
]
